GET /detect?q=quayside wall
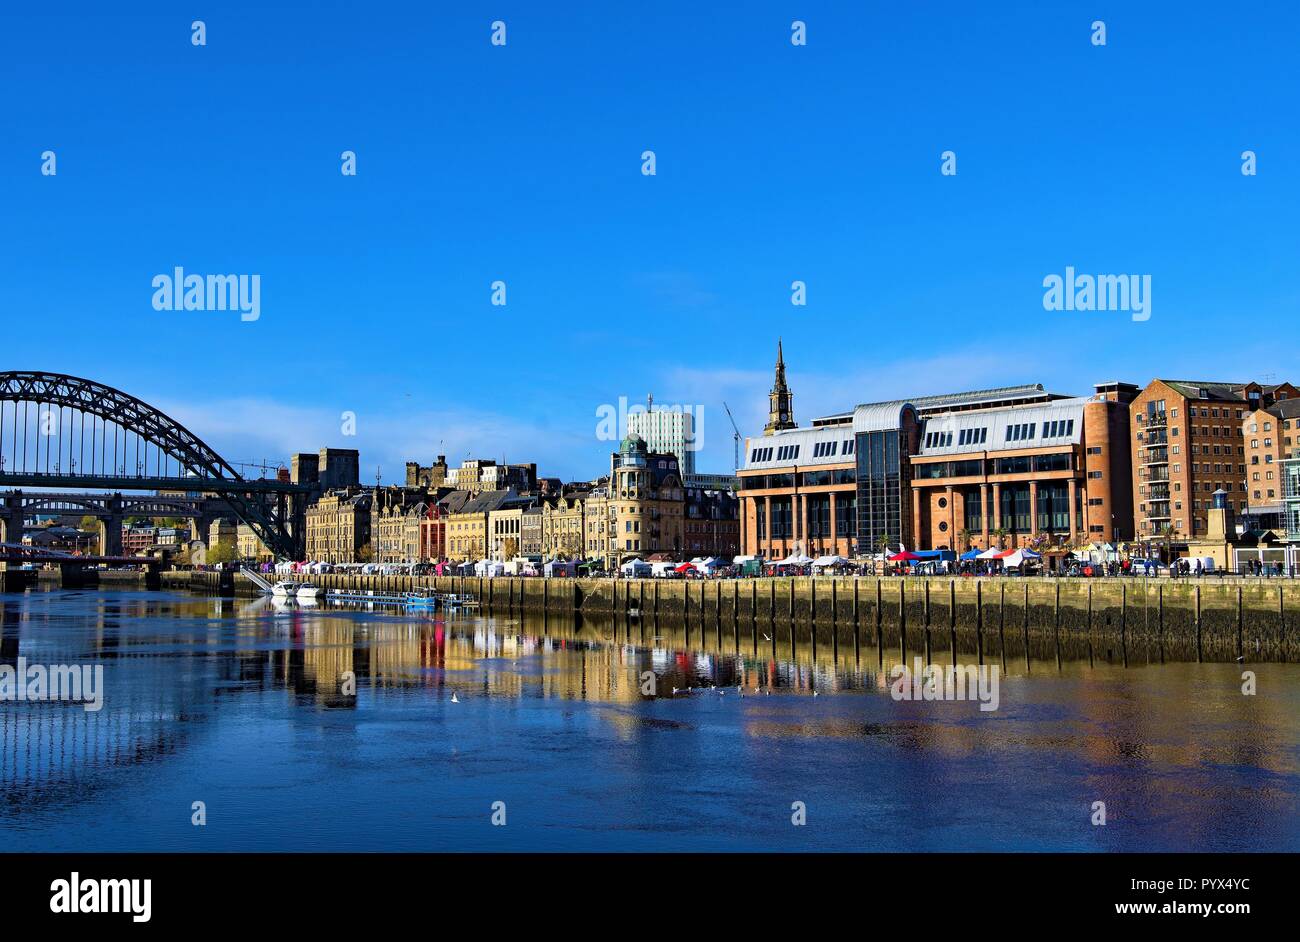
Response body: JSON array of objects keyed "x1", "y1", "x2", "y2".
[{"x1": 141, "y1": 571, "x2": 1300, "y2": 663}]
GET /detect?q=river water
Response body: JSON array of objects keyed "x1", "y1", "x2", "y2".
[{"x1": 0, "y1": 589, "x2": 1296, "y2": 852}]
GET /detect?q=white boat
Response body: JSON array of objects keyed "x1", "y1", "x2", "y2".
[
  {"x1": 272, "y1": 581, "x2": 300, "y2": 598},
  {"x1": 296, "y1": 583, "x2": 320, "y2": 600}
]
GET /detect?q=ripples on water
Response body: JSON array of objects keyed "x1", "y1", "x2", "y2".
[{"x1": 0, "y1": 589, "x2": 1297, "y2": 852}]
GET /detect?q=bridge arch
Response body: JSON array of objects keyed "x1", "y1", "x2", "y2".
[{"x1": 0, "y1": 371, "x2": 304, "y2": 558}]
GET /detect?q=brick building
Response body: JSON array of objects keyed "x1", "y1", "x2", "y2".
[
  {"x1": 1130, "y1": 380, "x2": 1298, "y2": 543},
  {"x1": 909, "y1": 388, "x2": 1135, "y2": 551},
  {"x1": 738, "y1": 344, "x2": 1075, "y2": 557},
  {"x1": 1243, "y1": 398, "x2": 1300, "y2": 510}
]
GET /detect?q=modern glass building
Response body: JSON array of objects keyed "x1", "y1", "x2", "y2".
[
  {"x1": 1284, "y1": 453, "x2": 1300, "y2": 543},
  {"x1": 853, "y1": 401, "x2": 920, "y2": 554}
]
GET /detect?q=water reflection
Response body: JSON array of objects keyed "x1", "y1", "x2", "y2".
[{"x1": 0, "y1": 589, "x2": 1297, "y2": 852}]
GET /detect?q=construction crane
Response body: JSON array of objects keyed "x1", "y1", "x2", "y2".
[{"x1": 722, "y1": 402, "x2": 743, "y2": 472}]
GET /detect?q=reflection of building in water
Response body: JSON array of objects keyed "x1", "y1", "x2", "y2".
[
  {"x1": 367, "y1": 624, "x2": 435, "y2": 689},
  {"x1": 287, "y1": 618, "x2": 360, "y2": 707}
]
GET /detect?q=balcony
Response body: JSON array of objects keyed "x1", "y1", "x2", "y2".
[{"x1": 1147, "y1": 410, "x2": 1168, "y2": 429}]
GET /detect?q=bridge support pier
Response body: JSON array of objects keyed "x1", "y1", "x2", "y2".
[
  {"x1": 99, "y1": 496, "x2": 124, "y2": 557},
  {"x1": 2, "y1": 491, "x2": 24, "y2": 547},
  {"x1": 144, "y1": 563, "x2": 162, "y2": 591},
  {"x1": 57, "y1": 562, "x2": 99, "y2": 589},
  {"x1": 190, "y1": 514, "x2": 216, "y2": 547},
  {"x1": 288, "y1": 493, "x2": 308, "y2": 560}
]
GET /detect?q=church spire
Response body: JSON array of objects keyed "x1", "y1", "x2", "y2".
[{"x1": 764, "y1": 339, "x2": 796, "y2": 435}]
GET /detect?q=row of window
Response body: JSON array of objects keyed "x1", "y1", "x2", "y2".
[
  {"x1": 922, "y1": 427, "x2": 992, "y2": 449},
  {"x1": 1043, "y1": 419, "x2": 1075, "y2": 438},
  {"x1": 810, "y1": 439, "x2": 855, "y2": 458},
  {"x1": 753, "y1": 439, "x2": 863, "y2": 464}
]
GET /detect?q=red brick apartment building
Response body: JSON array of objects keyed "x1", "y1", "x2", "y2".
[{"x1": 1131, "y1": 380, "x2": 1298, "y2": 542}]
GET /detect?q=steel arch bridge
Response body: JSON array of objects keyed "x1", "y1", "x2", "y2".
[{"x1": 0, "y1": 371, "x2": 311, "y2": 558}]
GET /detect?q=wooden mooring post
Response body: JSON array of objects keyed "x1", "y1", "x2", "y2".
[
  {"x1": 1280, "y1": 585, "x2": 1287, "y2": 664},
  {"x1": 853, "y1": 579, "x2": 861, "y2": 662},
  {"x1": 923, "y1": 580, "x2": 932, "y2": 664},
  {"x1": 830, "y1": 579, "x2": 838, "y2": 660},
  {"x1": 1237, "y1": 585, "x2": 1244, "y2": 661},
  {"x1": 948, "y1": 579, "x2": 957, "y2": 666},
  {"x1": 1054, "y1": 581, "x2": 1062, "y2": 670},
  {"x1": 898, "y1": 579, "x2": 907, "y2": 663},
  {"x1": 998, "y1": 581, "x2": 1007, "y2": 670},
  {"x1": 875, "y1": 578, "x2": 883, "y2": 664},
  {"x1": 1120, "y1": 583, "x2": 1129, "y2": 668},
  {"x1": 1195, "y1": 585, "x2": 1203, "y2": 662},
  {"x1": 809, "y1": 577, "x2": 817, "y2": 659},
  {"x1": 1022, "y1": 582, "x2": 1030, "y2": 672}
]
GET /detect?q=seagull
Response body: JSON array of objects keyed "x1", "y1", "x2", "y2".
[
  {"x1": 451, "y1": 692, "x2": 460, "y2": 703},
  {"x1": 672, "y1": 687, "x2": 679, "y2": 695},
  {"x1": 813, "y1": 691, "x2": 819, "y2": 697},
  {"x1": 762, "y1": 633, "x2": 772, "y2": 641}
]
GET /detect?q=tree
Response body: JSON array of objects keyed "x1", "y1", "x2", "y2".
[
  {"x1": 356, "y1": 543, "x2": 373, "y2": 563},
  {"x1": 79, "y1": 515, "x2": 99, "y2": 533},
  {"x1": 1157, "y1": 525, "x2": 1175, "y2": 564},
  {"x1": 206, "y1": 541, "x2": 238, "y2": 565},
  {"x1": 957, "y1": 527, "x2": 971, "y2": 551},
  {"x1": 501, "y1": 537, "x2": 519, "y2": 560},
  {"x1": 991, "y1": 527, "x2": 1008, "y2": 549}
]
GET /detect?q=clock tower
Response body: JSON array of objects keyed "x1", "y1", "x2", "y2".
[{"x1": 763, "y1": 340, "x2": 796, "y2": 435}]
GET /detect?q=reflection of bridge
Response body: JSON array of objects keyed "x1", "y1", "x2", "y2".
[{"x1": 0, "y1": 371, "x2": 313, "y2": 558}]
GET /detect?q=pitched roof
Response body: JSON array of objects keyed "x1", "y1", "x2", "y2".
[
  {"x1": 1265, "y1": 398, "x2": 1300, "y2": 420},
  {"x1": 1159, "y1": 380, "x2": 1249, "y2": 401},
  {"x1": 436, "y1": 489, "x2": 475, "y2": 515}
]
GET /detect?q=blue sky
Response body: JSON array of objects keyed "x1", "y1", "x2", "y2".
[{"x1": 3, "y1": 1, "x2": 1297, "y2": 482}]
